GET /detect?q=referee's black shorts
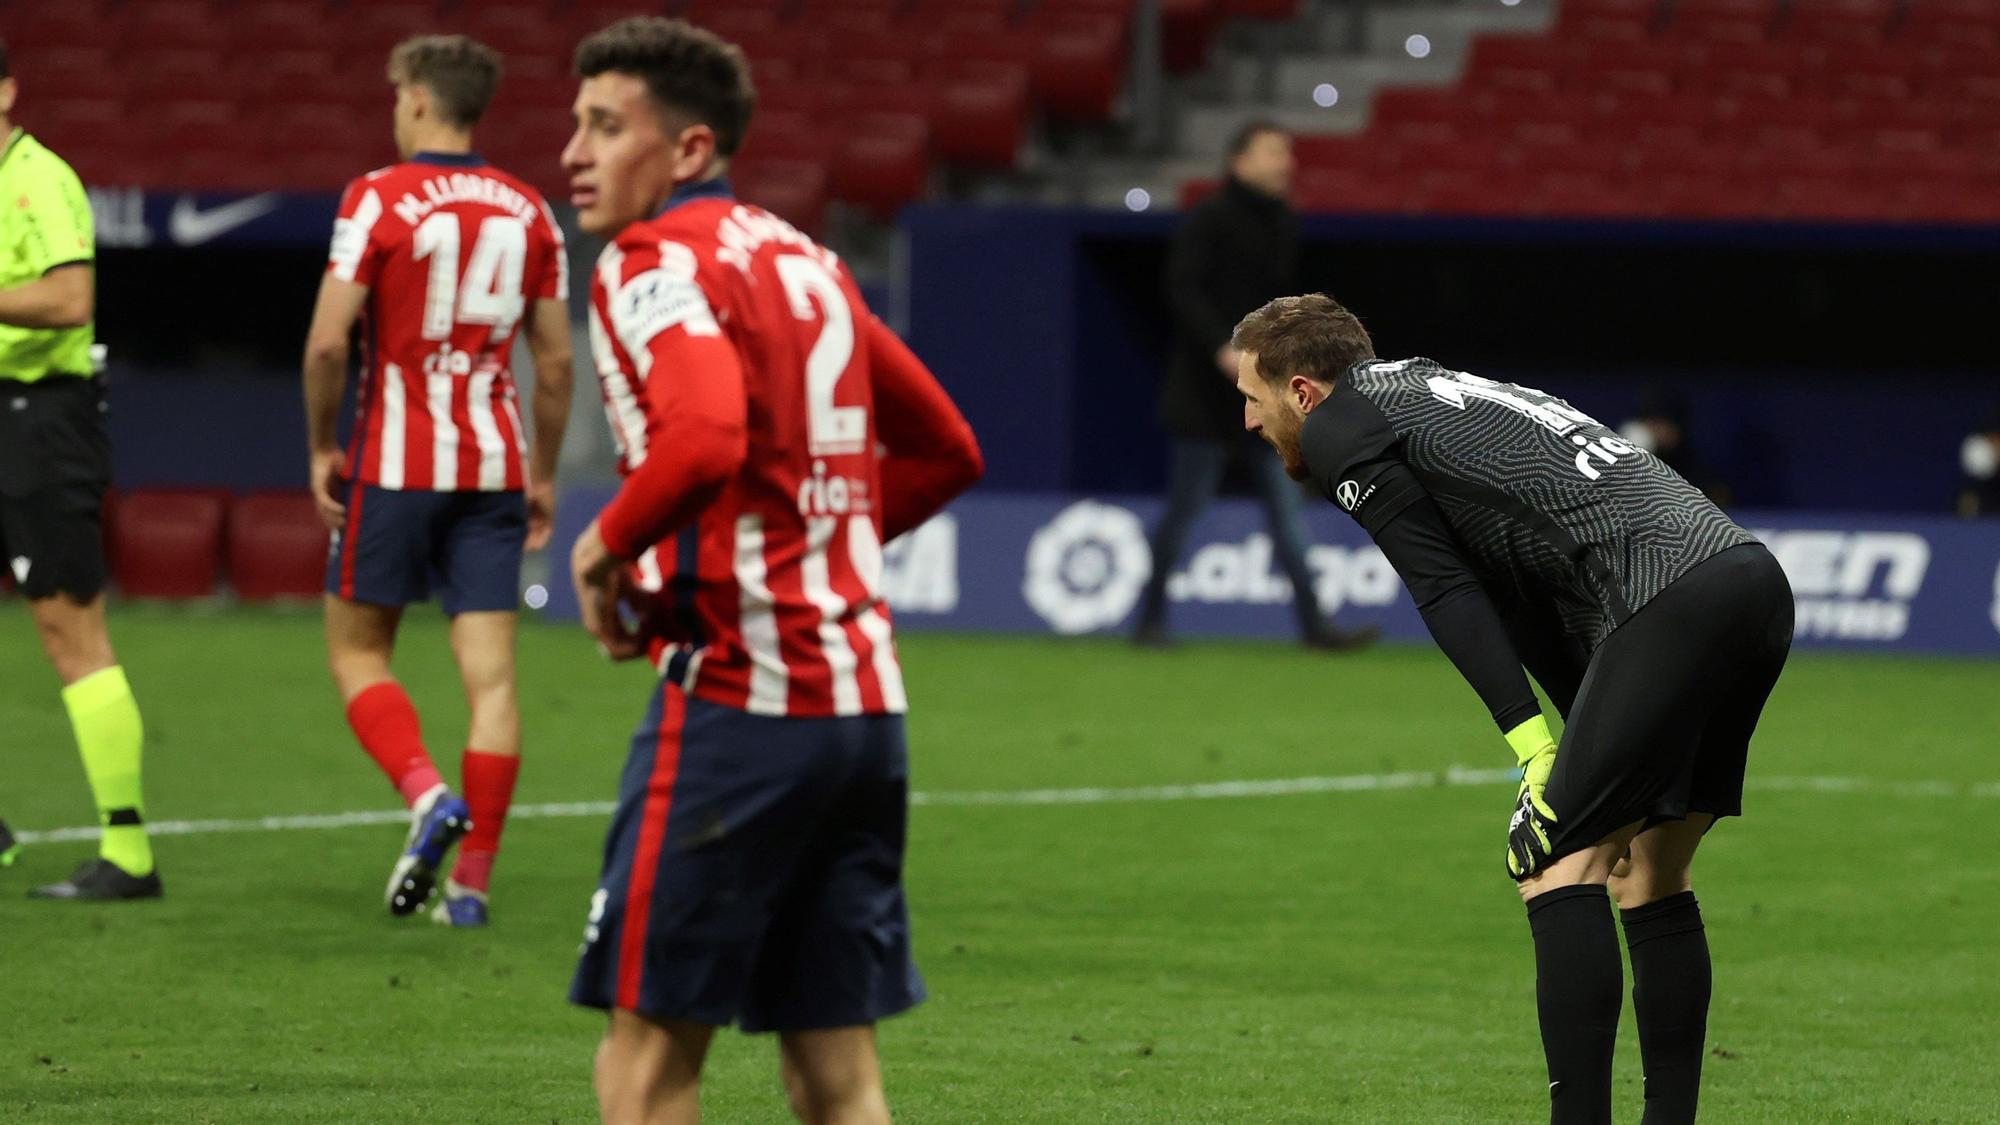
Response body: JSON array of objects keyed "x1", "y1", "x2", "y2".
[
  {"x1": 0, "y1": 374, "x2": 111, "y2": 602},
  {"x1": 1541, "y1": 542, "x2": 1795, "y2": 858}
]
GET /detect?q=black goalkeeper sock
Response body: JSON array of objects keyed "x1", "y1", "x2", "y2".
[
  {"x1": 1620, "y1": 891, "x2": 1711, "y2": 1125},
  {"x1": 1527, "y1": 884, "x2": 1622, "y2": 1125}
]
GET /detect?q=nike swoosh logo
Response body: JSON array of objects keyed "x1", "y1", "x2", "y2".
[{"x1": 169, "y1": 193, "x2": 281, "y2": 245}]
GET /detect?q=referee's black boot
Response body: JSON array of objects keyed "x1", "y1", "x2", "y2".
[
  {"x1": 0, "y1": 819, "x2": 18, "y2": 866},
  {"x1": 29, "y1": 857, "x2": 163, "y2": 901}
]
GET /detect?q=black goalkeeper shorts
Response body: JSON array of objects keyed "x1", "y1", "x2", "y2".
[
  {"x1": 0, "y1": 374, "x2": 111, "y2": 602},
  {"x1": 1539, "y1": 542, "x2": 1795, "y2": 859}
]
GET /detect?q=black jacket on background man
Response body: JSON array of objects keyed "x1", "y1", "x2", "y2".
[{"x1": 1161, "y1": 176, "x2": 1301, "y2": 441}]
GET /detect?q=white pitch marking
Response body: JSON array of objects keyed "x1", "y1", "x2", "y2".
[{"x1": 9, "y1": 769, "x2": 1994, "y2": 845}]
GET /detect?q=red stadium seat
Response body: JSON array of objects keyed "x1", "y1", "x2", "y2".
[
  {"x1": 1678, "y1": 40, "x2": 1811, "y2": 97},
  {"x1": 1575, "y1": 40, "x2": 1678, "y2": 96},
  {"x1": 927, "y1": 62, "x2": 1031, "y2": 168},
  {"x1": 1033, "y1": 17, "x2": 1127, "y2": 119},
  {"x1": 455, "y1": 4, "x2": 566, "y2": 59},
  {"x1": 1371, "y1": 87, "x2": 1475, "y2": 135},
  {"x1": 1384, "y1": 135, "x2": 1506, "y2": 176},
  {"x1": 1292, "y1": 168, "x2": 1415, "y2": 215},
  {"x1": 233, "y1": 49, "x2": 344, "y2": 105},
  {"x1": 340, "y1": 2, "x2": 450, "y2": 59},
  {"x1": 227, "y1": 492, "x2": 330, "y2": 602},
  {"x1": 1554, "y1": 0, "x2": 1661, "y2": 42},
  {"x1": 1649, "y1": 172, "x2": 1757, "y2": 217},
  {"x1": 1466, "y1": 36, "x2": 1572, "y2": 95},
  {"x1": 1781, "y1": 0, "x2": 1898, "y2": 44},
  {"x1": 1418, "y1": 170, "x2": 1533, "y2": 216},
  {"x1": 110, "y1": 490, "x2": 229, "y2": 600},
  {"x1": 1291, "y1": 133, "x2": 1379, "y2": 171},
  {"x1": 831, "y1": 113, "x2": 931, "y2": 217},
  {"x1": 1810, "y1": 43, "x2": 1919, "y2": 98},
  {"x1": 1900, "y1": 0, "x2": 2000, "y2": 44},
  {"x1": 735, "y1": 157, "x2": 831, "y2": 236},
  {"x1": 233, "y1": 1, "x2": 331, "y2": 53},
  {"x1": 119, "y1": 0, "x2": 231, "y2": 52},
  {"x1": 6, "y1": 1, "x2": 120, "y2": 51}
]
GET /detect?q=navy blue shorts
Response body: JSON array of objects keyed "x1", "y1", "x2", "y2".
[
  {"x1": 569, "y1": 682, "x2": 925, "y2": 1033},
  {"x1": 324, "y1": 482, "x2": 524, "y2": 616}
]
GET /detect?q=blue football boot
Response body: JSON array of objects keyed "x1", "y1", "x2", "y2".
[
  {"x1": 385, "y1": 785, "x2": 471, "y2": 916},
  {"x1": 430, "y1": 879, "x2": 489, "y2": 927}
]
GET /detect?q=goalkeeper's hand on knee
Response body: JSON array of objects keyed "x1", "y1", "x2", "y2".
[{"x1": 1504, "y1": 715, "x2": 1560, "y2": 880}]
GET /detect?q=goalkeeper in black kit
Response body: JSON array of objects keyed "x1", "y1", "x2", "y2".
[{"x1": 1230, "y1": 294, "x2": 1793, "y2": 1125}]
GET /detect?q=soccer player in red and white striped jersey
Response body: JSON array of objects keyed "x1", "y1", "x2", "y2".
[
  {"x1": 557, "y1": 18, "x2": 982, "y2": 1124},
  {"x1": 301, "y1": 36, "x2": 573, "y2": 926}
]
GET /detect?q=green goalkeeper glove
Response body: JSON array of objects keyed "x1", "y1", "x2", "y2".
[{"x1": 1504, "y1": 715, "x2": 1559, "y2": 880}]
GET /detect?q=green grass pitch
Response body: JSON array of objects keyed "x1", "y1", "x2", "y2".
[{"x1": 2, "y1": 604, "x2": 1996, "y2": 1122}]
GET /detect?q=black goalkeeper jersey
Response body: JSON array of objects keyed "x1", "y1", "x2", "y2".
[{"x1": 1300, "y1": 357, "x2": 1759, "y2": 731}]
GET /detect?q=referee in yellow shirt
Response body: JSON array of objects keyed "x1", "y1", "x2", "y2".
[{"x1": 0, "y1": 38, "x2": 158, "y2": 900}]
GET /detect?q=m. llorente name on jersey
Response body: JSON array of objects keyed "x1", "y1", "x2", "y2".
[{"x1": 389, "y1": 171, "x2": 543, "y2": 228}]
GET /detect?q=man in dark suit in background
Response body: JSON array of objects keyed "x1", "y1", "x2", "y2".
[{"x1": 1134, "y1": 121, "x2": 1375, "y2": 651}]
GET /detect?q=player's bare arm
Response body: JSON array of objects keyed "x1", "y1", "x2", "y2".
[
  {"x1": 523, "y1": 296, "x2": 574, "y2": 552},
  {"x1": 0, "y1": 262, "x2": 91, "y2": 329},
  {"x1": 301, "y1": 274, "x2": 369, "y2": 530}
]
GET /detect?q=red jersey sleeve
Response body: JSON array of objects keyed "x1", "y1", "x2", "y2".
[
  {"x1": 326, "y1": 175, "x2": 395, "y2": 288},
  {"x1": 596, "y1": 243, "x2": 749, "y2": 558},
  {"x1": 867, "y1": 317, "x2": 983, "y2": 541}
]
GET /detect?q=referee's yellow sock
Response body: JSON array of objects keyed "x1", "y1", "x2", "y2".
[{"x1": 62, "y1": 665, "x2": 153, "y2": 877}]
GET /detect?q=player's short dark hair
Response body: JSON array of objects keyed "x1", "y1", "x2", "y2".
[
  {"x1": 1228, "y1": 119, "x2": 1286, "y2": 159},
  {"x1": 574, "y1": 17, "x2": 756, "y2": 157},
  {"x1": 1232, "y1": 294, "x2": 1376, "y2": 387},
  {"x1": 388, "y1": 35, "x2": 502, "y2": 129},
  {"x1": 0, "y1": 38, "x2": 11, "y2": 81}
]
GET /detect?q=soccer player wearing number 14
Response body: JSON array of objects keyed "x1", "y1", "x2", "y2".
[
  {"x1": 1232, "y1": 295, "x2": 1794, "y2": 1125},
  {"x1": 302, "y1": 36, "x2": 572, "y2": 926},
  {"x1": 558, "y1": 18, "x2": 982, "y2": 1125}
]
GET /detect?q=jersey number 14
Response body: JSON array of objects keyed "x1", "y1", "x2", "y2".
[{"x1": 412, "y1": 213, "x2": 528, "y2": 343}]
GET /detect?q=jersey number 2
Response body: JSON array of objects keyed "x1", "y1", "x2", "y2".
[
  {"x1": 776, "y1": 254, "x2": 867, "y2": 456},
  {"x1": 412, "y1": 214, "x2": 528, "y2": 343}
]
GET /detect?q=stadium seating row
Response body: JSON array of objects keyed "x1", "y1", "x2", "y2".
[
  {"x1": 88, "y1": 489, "x2": 330, "y2": 601},
  {"x1": 1554, "y1": 0, "x2": 2000, "y2": 44},
  {"x1": 1, "y1": 0, "x2": 1316, "y2": 225},
  {"x1": 1248, "y1": 0, "x2": 2000, "y2": 224}
]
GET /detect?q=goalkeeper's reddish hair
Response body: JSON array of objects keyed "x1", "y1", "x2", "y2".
[{"x1": 1233, "y1": 293, "x2": 1376, "y2": 389}]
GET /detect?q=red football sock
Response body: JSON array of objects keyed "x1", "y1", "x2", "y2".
[
  {"x1": 345, "y1": 682, "x2": 443, "y2": 808},
  {"x1": 451, "y1": 749, "x2": 520, "y2": 893}
]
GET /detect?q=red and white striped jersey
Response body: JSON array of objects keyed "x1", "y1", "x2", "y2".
[
  {"x1": 589, "y1": 183, "x2": 910, "y2": 718},
  {"x1": 327, "y1": 153, "x2": 567, "y2": 492}
]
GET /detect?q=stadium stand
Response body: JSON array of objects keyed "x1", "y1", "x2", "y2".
[
  {"x1": 1272, "y1": 0, "x2": 2000, "y2": 222},
  {"x1": 107, "y1": 488, "x2": 228, "y2": 599},
  {"x1": 8, "y1": 0, "x2": 1989, "y2": 228},
  {"x1": 225, "y1": 491, "x2": 329, "y2": 601},
  {"x1": 2, "y1": 0, "x2": 1169, "y2": 232}
]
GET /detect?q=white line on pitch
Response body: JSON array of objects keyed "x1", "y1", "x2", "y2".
[{"x1": 9, "y1": 768, "x2": 1993, "y2": 845}]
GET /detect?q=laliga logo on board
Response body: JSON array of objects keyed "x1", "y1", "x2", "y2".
[
  {"x1": 1754, "y1": 529, "x2": 1930, "y2": 642},
  {"x1": 1022, "y1": 501, "x2": 1151, "y2": 634}
]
